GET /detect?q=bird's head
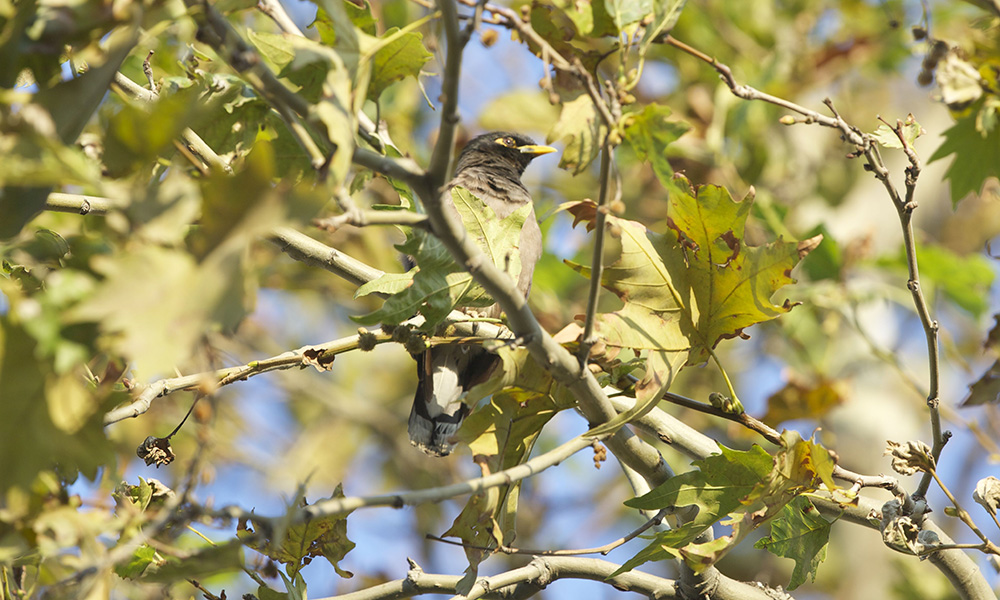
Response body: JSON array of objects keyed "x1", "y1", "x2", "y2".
[{"x1": 456, "y1": 131, "x2": 557, "y2": 177}]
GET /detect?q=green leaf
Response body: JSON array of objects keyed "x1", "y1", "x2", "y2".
[
  {"x1": 268, "y1": 1, "x2": 359, "y2": 183},
  {"x1": 247, "y1": 29, "x2": 337, "y2": 102},
  {"x1": 354, "y1": 188, "x2": 531, "y2": 330},
  {"x1": 366, "y1": 28, "x2": 432, "y2": 100},
  {"x1": 0, "y1": 34, "x2": 131, "y2": 237},
  {"x1": 311, "y1": 0, "x2": 374, "y2": 47},
  {"x1": 257, "y1": 585, "x2": 290, "y2": 600},
  {"x1": 0, "y1": 316, "x2": 116, "y2": 495},
  {"x1": 141, "y1": 541, "x2": 244, "y2": 582},
  {"x1": 754, "y1": 496, "x2": 831, "y2": 590},
  {"x1": 880, "y1": 244, "x2": 994, "y2": 316},
  {"x1": 311, "y1": 0, "x2": 361, "y2": 74},
  {"x1": 639, "y1": 0, "x2": 687, "y2": 55},
  {"x1": 115, "y1": 544, "x2": 158, "y2": 579},
  {"x1": 664, "y1": 179, "x2": 820, "y2": 364},
  {"x1": 0, "y1": 129, "x2": 101, "y2": 187},
  {"x1": 247, "y1": 29, "x2": 295, "y2": 69},
  {"x1": 618, "y1": 433, "x2": 836, "y2": 576},
  {"x1": 614, "y1": 444, "x2": 773, "y2": 574},
  {"x1": 607, "y1": 0, "x2": 653, "y2": 34},
  {"x1": 917, "y1": 244, "x2": 994, "y2": 316},
  {"x1": 238, "y1": 485, "x2": 355, "y2": 579},
  {"x1": 102, "y1": 82, "x2": 214, "y2": 178},
  {"x1": 548, "y1": 91, "x2": 605, "y2": 174},
  {"x1": 565, "y1": 201, "x2": 690, "y2": 416},
  {"x1": 623, "y1": 103, "x2": 690, "y2": 187},
  {"x1": 548, "y1": 0, "x2": 595, "y2": 36},
  {"x1": 928, "y1": 105, "x2": 1000, "y2": 205},
  {"x1": 694, "y1": 432, "x2": 836, "y2": 574},
  {"x1": 565, "y1": 180, "x2": 818, "y2": 405},
  {"x1": 68, "y1": 245, "x2": 250, "y2": 378},
  {"x1": 962, "y1": 358, "x2": 1000, "y2": 406}
]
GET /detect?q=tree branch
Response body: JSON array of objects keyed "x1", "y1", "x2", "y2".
[
  {"x1": 577, "y1": 144, "x2": 612, "y2": 366},
  {"x1": 425, "y1": 0, "x2": 466, "y2": 191},
  {"x1": 112, "y1": 71, "x2": 232, "y2": 173},
  {"x1": 302, "y1": 434, "x2": 596, "y2": 518},
  {"x1": 267, "y1": 226, "x2": 386, "y2": 288},
  {"x1": 427, "y1": 508, "x2": 669, "y2": 557},
  {"x1": 102, "y1": 329, "x2": 390, "y2": 425},
  {"x1": 256, "y1": 0, "x2": 304, "y2": 36},
  {"x1": 662, "y1": 33, "x2": 944, "y2": 500}
]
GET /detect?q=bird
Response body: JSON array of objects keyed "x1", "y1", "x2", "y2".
[{"x1": 408, "y1": 132, "x2": 556, "y2": 456}]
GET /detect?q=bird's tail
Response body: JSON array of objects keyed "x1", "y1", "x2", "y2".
[{"x1": 408, "y1": 344, "x2": 496, "y2": 456}]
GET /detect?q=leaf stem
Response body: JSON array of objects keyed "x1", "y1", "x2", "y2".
[{"x1": 706, "y1": 346, "x2": 743, "y2": 413}]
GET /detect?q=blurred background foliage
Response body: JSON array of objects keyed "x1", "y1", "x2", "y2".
[{"x1": 1, "y1": 0, "x2": 1000, "y2": 597}]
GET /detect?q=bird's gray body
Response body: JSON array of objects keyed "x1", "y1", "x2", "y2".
[{"x1": 407, "y1": 132, "x2": 550, "y2": 456}]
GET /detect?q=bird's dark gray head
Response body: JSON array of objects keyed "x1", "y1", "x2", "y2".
[{"x1": 455, "y1": 131, "x2": 557, "y2": 179}]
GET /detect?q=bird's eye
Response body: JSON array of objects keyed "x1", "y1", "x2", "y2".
[{"x1": 495, "y1": 136, "x2": 516, "y2": 148}]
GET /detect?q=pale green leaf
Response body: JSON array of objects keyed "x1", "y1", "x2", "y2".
[
  {"x1": 548, "y1": 92, "x2": 605, "y2": 174},
  {"x1": 640, "y1": 0, "x2": 687, "y2": 54},
  {"x1": 448, "y1": 373, "x2": 568, "y2": 589},
  {"x1": 607, "y1": 0, "x2": 653, "y2": 33},
  {"x1": 623, "y1": 103, "x2": 690, "y2": 187},
  {"x1": 664, "y1": 180, "x2": 820, "y2": 364},
  {"x1": 0, "y1": 318, "x2": 115, "y2": 494},
  {"x1": 478, "y1": 91, "x2": 561, "y2": 134},
  {"x1": 871, "y1": 114, "x2": 925, "y2": 149}
]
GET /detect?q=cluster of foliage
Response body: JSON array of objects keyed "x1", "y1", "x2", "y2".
[{"x1": 2, "y1": 0, "x2": 1000, "y2": 598}]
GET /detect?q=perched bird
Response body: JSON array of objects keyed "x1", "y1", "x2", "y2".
[{"x1": 408, "y1": 132, "x2": 556, "y2": 456}]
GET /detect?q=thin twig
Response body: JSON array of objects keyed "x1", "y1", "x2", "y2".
[
  {"x1": 661, "y1": 391, "x2": 782, "y2": 445},
  {"x1": 427, "y1": 508, "x2": 668, "y2": 556},
  {"x1": 103, "y1": 330, "x2": 392, "y2": 425},
  {"x1": 930, "y1": 469, "x2": 1000, "y2": 555},
  {"x1": 663, "y1": 33, "x2": 943, "y2": 498},
  {"x1": 300, "y1": 434, "x2": 597, "y2": 518},
  {"x1": 577, "y1": 144, "x2": 613, "y2": 367},
  {"x1": 142, "y1": 50, "x2": 155, "y2": 89}
]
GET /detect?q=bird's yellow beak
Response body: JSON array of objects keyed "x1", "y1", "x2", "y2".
[{"x1": 517, "y1": 144, "x2": 558, "y2": 156}]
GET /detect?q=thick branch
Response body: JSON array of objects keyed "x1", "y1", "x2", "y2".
[
  {"x1": 318, "y1": 556, "x2": 677, "y2": 600},
  {"x1": 608, "y1": 395, "x2": 720, "y2": 461},
  {"x1": 267, "y1": 226, "x2": 386, "y2": 288}
]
